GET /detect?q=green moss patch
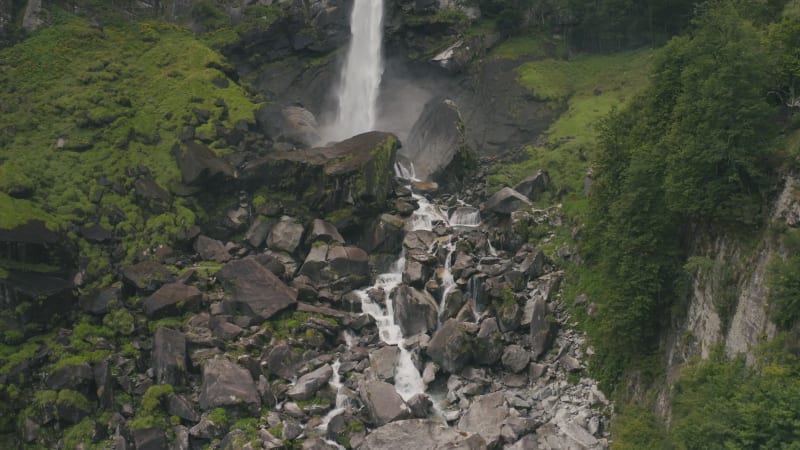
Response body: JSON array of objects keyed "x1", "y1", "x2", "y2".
[
  {"x1": 0, "y1": 15, "x2": 263, "y2": 281},
  {"x1": 488, "y1": 49, "x2": 654, "y2": 216}
]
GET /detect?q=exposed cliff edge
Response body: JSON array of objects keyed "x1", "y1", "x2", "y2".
[{"x1": 653, "y1": 175, "x2": 800, "y2": 417}]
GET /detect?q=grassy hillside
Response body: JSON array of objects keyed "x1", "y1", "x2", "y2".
[
  {"x1": 0, "y1": 14, "x2": 262, "y2": 283},
  {"x1": 487, "y1": 49, "x2": 654, "y2": 218}
]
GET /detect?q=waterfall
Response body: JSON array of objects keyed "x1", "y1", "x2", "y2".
[{"x1": 325, "y1": 0, "x2": 384, "y2": 142}]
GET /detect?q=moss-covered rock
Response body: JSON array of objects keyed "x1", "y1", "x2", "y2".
[{"x1": 259, "y1": 131, "x2": 399, "y2": 216}]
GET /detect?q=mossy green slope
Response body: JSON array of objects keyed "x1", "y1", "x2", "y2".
[
  {"x1": 487, "y1": 49, "x2": 654, "y2": 216},
  {"x1": 0, "y1": 16, "x2": 262, "y2": 281}
]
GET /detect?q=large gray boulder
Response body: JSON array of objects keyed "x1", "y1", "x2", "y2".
[
  {"x1": 194, "y1": 235, "x2": 231, "y2": 263},
  {"x1": 501, "y1": 345, "x2": 530, "y2": 373},
  {"x1": 152, "y1": 327, "x2": 187, "y2": 386},
  {"x1": 427, "y1": 319, "x2": 472, "y2": 374},
  {"x1": 529, "y1": 297, "x2": 557, "y2": 360},
  {"x1": 266, "y1": 216, "x2": 304, "y2": 254},
  {"x1": 358, "y1": 380, "x2": 411, "y2": 426},
  {"x1": 216, "y1": 258, "x2": 297, "y2": 322},
  {"x1": 473, "y1": 318, "x2": 502, "y2": 366},
  {"x1": 484, "y1": 188, "x2": 531, "y2": 215},
  {"x1": 263, "y1": 131, "x2": 399, "y2": 213},
  {"x1": 256, "y1": 104, "x2": 321, "y2": 147},
  {"x1": 287, "y1": 364, "x2": 333, "y2": 401},
  {"x1": 362, "y1": 419, "x2": 486, "y2": 450},
  {"x1": 199, "y1": 358, "x2": 260, "y2": 413},
  {"x1": 305, "y1": 219, "x2": 344, "y2": 245},
  {"x1": 403, "y1": 230, "x2": 438, "y2": 264},
  {"x1": 512, "y1": 170, "x2": 550, "y2": 201},
  {"x1": 121, "y1": 261, "x2": 173, "y2": 292},
  {"x1": 298, "y1": 244, "x2": 369, "y2": 294},
  {"x1": 370, "y1": 346, "x2": 399, "y2": 382},
  {"x1": 400, "y1": 97, "x2": 463, "y2": 181},
  {"x1": 143, "y1": 282, "x2": 202, "y2": 318},
  {"x1": 391, "y1": 285, "x2": 438, "y2": 337},
  {"x1": 267, "y1": 344, "x2": 304, "y2": 379},
  {"x1": 457, "y1": 392, "x2": 510, "y2": 448},
  {"x1": 177, "y1": 141, "x2": 235, "y2": 186}
]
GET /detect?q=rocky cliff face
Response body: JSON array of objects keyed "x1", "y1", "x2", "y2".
[{"x1": 656, "y1": 176, "x2": 800, "y2": 416}]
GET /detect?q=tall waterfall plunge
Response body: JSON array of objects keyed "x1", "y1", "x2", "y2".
[{"x1": 324, "y1": 0, "x2": 384, "y2": 142}]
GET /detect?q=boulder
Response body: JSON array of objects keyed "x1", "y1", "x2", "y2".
[
  {"x1": 132, "y1": 427, "x2": 167, "y2": 450},
  {"x1": 121, "y1": 261, "x2": 173, "y2": 292},
  {"x1": 169, "y1": 394, "x2": 200, "y2": 423},
  {"x1": 134, "y1": 177, "x2": 171, "y2": 203},
  {"x1": 78, "y1": 286, "x2": 121, "y2": 315},
  {"x1": 362, "y1": 213, "x2": 404, "y2": 254},
  {"x1": 194, "y1": 235, "x2": 231, "y2": 263},
  {"x1": 267, "y1": 344, "x2": 304, "y2": 380},
  {"x1": 263, "y1": 131, "x2": 399, "y2": 213},
  {"x1": 245, "y1": 217, "x2": 272, "y2": 248},
  {"x1": 256, "y1": 104, "x2": 320, "y2": 147},
  {"x1": 391, "y1": 285, "x2": 438, "y2": 337},
  {"x1": 484, "y1": 187, "x2": 531, "y2": 215},
  {"x1": 47, "y1": 363, "x2": 93, "y2": 391},
  {"x1": 152, "y1": 327, "x2": 187, "y2": 385},
  {"x1": 177, "y1": 141, "x2": 234, "y2": 185},
  {"x1": 287, "y1": 364, "x2": 333, "y2": 401},
  {"x1": 143, "y1": 282, "x2": 202, "y2": 318},
  {"x1": 400, "y1": 97, "x2": 463, "y2": 181},
  {"x1": 216, "y1": 258, "x2": 297, "y2": 322},
  {"x1": 358, "y1": 380, "x2": 411, "y2": 426},
  {"x1": 473, "y1": 318, "x2": 502, "y2": 366},
  {"x1": 403, "y1": 230, "x2": 438, "y2": 265},
  {"x1": 370, "y1": 346, "x2": 399, "y2": 382},
  {"x1": 402, "y1": 260, "x2": 427, "y2": 288},
  {"x1": 512, "y1": 170, "x2": 550, "y2": 201},
  {"x1": 199, "y1": 358, "x2": 260, "y2": 413},
  {"x1": 457, "y1": 392, "x2": 510, "y2": 448},
  {"x1": 305, "y1": 219, "x2": 344, "y2": 245},
  {"x1": 529, "y1": 297, "x2": 557, "y2": 360},
  {"x1": 427, "y1": 319, "x2": 472, "y2": 374},
  {"x1": 298, "y1": 245, "x2": 369, "y2": 294},
  {"x1": 266, "y1": 216, "x2": 304, "y2": 254},
  {"x1": 406, "y1": 394, "x2": 432, "y2": 419},
  {"x1": 362, "y1": 419, "x2": 486, "y2": 450},
  {"x1": 501, "y1": 345, "x2": 530, "y2": 373}
]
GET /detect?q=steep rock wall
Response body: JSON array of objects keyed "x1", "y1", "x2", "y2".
[{"x1": 657, "y1": 175, "x2": 800, "y2": 417}]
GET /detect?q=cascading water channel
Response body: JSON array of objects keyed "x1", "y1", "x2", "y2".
[
  {"x1": 324, "y1": 0, "x2": 384, "y2": 142},
  {"x1": 353, "y1": 163, "x2": 485, "y2": 405}
]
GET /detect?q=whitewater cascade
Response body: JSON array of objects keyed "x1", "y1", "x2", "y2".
[
  {"x1": 351, "y1": 163, "x2": 484, "y2": 404},
  {"x1": 326, "y1": 0, "x2": 384, "y2": 142}
]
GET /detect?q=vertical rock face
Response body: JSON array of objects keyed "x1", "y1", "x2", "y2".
[
  {"x1": 21, "y1": 0, "x2": 42, "y2": 33},
  {"x1": 400, "y1": 97, "x2": 463, "y2": 181},
  {"x1": 0, "y1": 0, "x2": 12, "y2": 44},
  {"x1": 658, "y1": 176, "x2": 798, "y2": 416}
]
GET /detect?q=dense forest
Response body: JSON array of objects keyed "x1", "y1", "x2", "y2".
[{"x1": 571, "y1": 0, "x2": 800, "y2": 447}]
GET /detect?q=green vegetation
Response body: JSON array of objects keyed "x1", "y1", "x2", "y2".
[
  {"x1": 614, "y1": 343, "x2": 800, "y2": 449},
  {"x1": 769, "y1": 229, "x2": 800, "y2": 328},
  {"x1": 131, "y1": 384, "x2": 175, "y2": 430},
  {"x1": 0, "y1": 15, "x2": 262, "y2": 284},
  {"x1": 576, "y1": 1, "x2": 799, "y2": 390},
  {"x1": 487, "y1": 49, "x2": 654, "y2": 218}
]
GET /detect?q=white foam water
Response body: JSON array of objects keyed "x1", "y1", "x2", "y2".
[
  {"x1": 356, "y1": 254, "x2": 426, "y2": 400},
  {"x1": 449, "y1": 206, "x2": 481, "y2": 227}
]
